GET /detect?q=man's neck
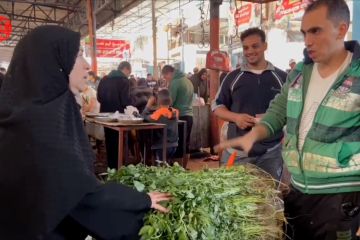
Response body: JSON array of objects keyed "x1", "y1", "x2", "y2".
[
  {"x1": 317, "y1": 48, "x2": 348, "y2": 78},
  {"x1": 247, "y1": 60, "x2": 268, "y2": 70}
]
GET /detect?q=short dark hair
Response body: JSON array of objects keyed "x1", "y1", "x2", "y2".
[
  {"x1": 137, "y1": 78, "x2": 147, "y2": 87},
  {"x1": 157, "y1": 89, "x2": 171, "y2": 106},
  {"x1": 240, "y1": 28, "x2": 266, "y2": 43},
  {"x1": 118, "y1": 61, "x2": 131, "y2": 71},
  {"x1": 161, "y1": 65, "x2": 175, "y2": 75},
  {"x1": 305, "y1": 0, "x2": 350, "y2": 25}
]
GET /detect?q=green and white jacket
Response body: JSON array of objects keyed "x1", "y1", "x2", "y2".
[{"x1": 261, "y1": 41, "x2": 360, "y2": 194}]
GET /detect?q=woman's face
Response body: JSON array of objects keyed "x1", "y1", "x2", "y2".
[{"x1": 69, "y1": 50, "x2": 90, "y2": 94}]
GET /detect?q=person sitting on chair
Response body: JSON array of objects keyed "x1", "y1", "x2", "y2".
[{"x1": 142, "y1": 89, "x2": 179, "y2": 164}]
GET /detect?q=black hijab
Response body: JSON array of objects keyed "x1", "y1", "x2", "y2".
[
  {"x1": 0, "y1": 72, "x2": 4, "y2": 89},
  {"x1": 0, "y1": 26, "x2": 99, "y2": 239}
]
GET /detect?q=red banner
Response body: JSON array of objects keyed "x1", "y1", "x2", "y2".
[
  {"x1": 275, "y1": 0, "x2": 310, "y2": 20},
  {"x1": 234, "y1": 4, "x2": 252, "y2": 26},
  {"x1": 86, "y1": 39, "x2": 130, "y2": 58},
  {"x1": 0, "y1": 16, "x2": 12, "y2": 42}
]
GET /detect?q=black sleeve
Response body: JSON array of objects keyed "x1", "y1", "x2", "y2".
[
  {"x1": 74, "y1": 183, "x2": 151, "y2": 212},
  {"x1": 96, "y1": 79, "x2": 104, "y2": 103},
  {"x1": 119, "y1": 78, "x2": 132, "y2": 110},
  {"x1": 0, "y1": 73, "x2": 4, "y2": 89},
  {"x1": 211, "y1": 71, "x2": 236, "y2": 112},
  {"x1": 68, "y1": 183, "x2": 151, "y2": 239}
]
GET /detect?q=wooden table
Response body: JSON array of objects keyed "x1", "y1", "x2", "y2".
[{"x1": 85, "y1": 118, "x2": 167, "y2": 167}]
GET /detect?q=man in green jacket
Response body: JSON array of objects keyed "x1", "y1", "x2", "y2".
[
  {"x1": 162, "y1": 65, "x2": 194, "y2": 168},
  {"x1": 217, "y1": 0, "x2": 360, "y2": 239}
]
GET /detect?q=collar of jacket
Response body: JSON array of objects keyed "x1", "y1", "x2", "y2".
[
  {"x1": 303, "y1": 40, "x2": 360, "y2": 65},
  {"x1": 107, "y1": 69, "x2": 127, "y2": 78},
  {"x1": 240, "y1": 61, "x2": 276, "y2": 73},
  {"x1": 296, "y1": 40, "x2": 360, "y2": 77}
]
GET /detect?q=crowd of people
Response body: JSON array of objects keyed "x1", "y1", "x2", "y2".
[{"x1": 0, "y1": 0, "x2": 359, "y2": 239}]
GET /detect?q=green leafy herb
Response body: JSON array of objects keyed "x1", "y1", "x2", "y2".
[{"x1": 107, "y1": 163, "x2": 285, "y2": 240}]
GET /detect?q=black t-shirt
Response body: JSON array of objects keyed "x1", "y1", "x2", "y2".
[{"x1": 212, "y1": 65, "x2": 287, "y2": 156}]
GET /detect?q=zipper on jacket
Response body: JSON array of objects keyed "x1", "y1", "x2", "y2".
[
  {"x1": 257, "y1": 75, "x2": 261, "y2": 115},
  {"x1": 295, "y1": 77, "x2": 307, "y2": 192}
]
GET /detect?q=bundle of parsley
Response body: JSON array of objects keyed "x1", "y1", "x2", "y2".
[{"x1": 107, "y1": 164, "x2": 284, "y2": 240}]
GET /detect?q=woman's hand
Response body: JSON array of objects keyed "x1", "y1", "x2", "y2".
[{"x1": 148, "y1": 192, "x2": 172, "y2": 213}]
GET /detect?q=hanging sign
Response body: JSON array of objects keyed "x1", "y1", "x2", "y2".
[
  {"x1": 234, "y1": 4, "x2": 252, "y2": 26},
  {"x1": 0, "y1": 16, "x2": 12, "y2": 43},
  {"x1": 275, "y1": 0, "x2": 310, "y2": 20},
  {"x1": 86, "y1": 38, "x2": 131, "y2": 58},
  {"x1": 206, "y1": 50, "x2": 231, "y2": 72}
]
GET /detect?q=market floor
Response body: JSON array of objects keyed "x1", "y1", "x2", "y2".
[
  {"x1": 187, "y1": 158, "x2": 219, "y2": 171},
  {"x1": 92, "y1": 140, "x2": 219, "y2": 175}
]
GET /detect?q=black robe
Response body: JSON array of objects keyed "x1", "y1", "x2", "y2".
[
  {"x1": 0, "y1": 25, "x2": 150, "y2": 240},
  {"x1": 0, "y1": 72, "x2": 4, "y2": 89}
]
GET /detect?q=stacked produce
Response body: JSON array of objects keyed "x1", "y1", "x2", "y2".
[{"x1": 107, "y1": 164, "x2": 285, "y2": 240}]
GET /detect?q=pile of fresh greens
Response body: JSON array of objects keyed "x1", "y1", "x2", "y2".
[{"x1": 107, "y1": 164, "x2": 284, "y2": 240}]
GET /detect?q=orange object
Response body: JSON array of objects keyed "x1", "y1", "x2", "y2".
[{"x1": 226, "y1": 151, "x2": 237, "y2": 169}]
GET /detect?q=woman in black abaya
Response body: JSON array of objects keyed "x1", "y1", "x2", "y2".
[{"x1": 0, "y1": 25, "x2": 170, "y2": 240}]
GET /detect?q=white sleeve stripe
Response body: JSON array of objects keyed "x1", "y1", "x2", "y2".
[
  {"x1": 271, "y1": 71, "x2": 283, "y2": 88},
  {"x1": 211, "y1": 104, "x2": 226, "y2": 112},
  {"x1": 230, "y1": 72, "x2": 244, "y2": 93}
]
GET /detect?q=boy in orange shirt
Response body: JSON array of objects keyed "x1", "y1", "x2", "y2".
[{"x1": 142, "y1": 89, "x2": 179, "y2": 164}]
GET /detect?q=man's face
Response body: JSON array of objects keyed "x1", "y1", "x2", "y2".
[
  {"x1": 301, "y1": 6, "x2": 348, "y2": 64},
  {"x1": 289, "y1": 62, "x2": 296, "y2": 69},
  {"x1": 242, "y1": 34, "x2": 267, "y2": 66},
  {"x1": 162, "y1": 72, "x2": 173, "y2": 82},
  {"x1": 122, "y1": 67, "x2": 132, "y2": 78}
]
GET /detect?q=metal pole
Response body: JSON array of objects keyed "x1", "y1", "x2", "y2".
[
  {"x1": 167, "y1": 25, "x2": 170, "y2": 64},
  {"x1": 86, "y1": 0, "x2": 97, "y2": 74},
  {"x1": 180, "y1": 9, "x2": 185, "y2": 72},
  {"x1": 209, "y1": 0, "x2": 222, "y2": 150},
  {"x1": 151, "y1": 0, "x2": 159, "y2": 80},
  {"x1": 353, "y1": 0, "x2": 360, "y2": 41}
]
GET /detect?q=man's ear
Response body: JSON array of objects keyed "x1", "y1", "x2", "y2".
[{"x1": 337, "y1": 21, "x2": 349, "y2": 40}]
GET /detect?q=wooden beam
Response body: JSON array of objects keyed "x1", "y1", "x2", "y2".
[{"x1": 86, "y1": 0, "x2": 97, "y2": 74}]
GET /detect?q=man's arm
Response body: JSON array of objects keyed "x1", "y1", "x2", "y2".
[
  {"x1": 216, "y1": 76, "x2": 291, "y2": 152},
  {"x1": 169, "y1": 81, "x2": 178, "y2": 104},
  {"x1": 214, "y1": 106, "x2": 255, "y2": 130},
  {"x1": 213, "y1": 106, "x2": 239, "y2": 122},
  {"x1": 119, "y1": 78, "x2": 132, "y2": 110},
  {"x1": 212, "y1": 71, "x2": 255, "y2": 130}
]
